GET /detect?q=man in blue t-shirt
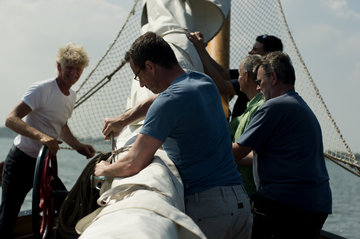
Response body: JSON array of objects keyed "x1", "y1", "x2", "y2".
[
  {"x1": 96, "y1": 32, "x2": 252, "y2": 239},
  {"x1": 233, "y1": 52, "x2": 332, "y2": 239}
]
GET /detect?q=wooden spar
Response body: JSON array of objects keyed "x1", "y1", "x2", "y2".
[
  {"x1": 206, "y1": 12, "x2": 231, "y2": 118},
  {"x1": 206, "y1": 13, "x2": 230, "y2": 69}
]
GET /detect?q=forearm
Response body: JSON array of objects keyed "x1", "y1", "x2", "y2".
[
  {"x1": 7, "y1": 101, "x2": 63, "y2": 154},
  {"x1": 123, "y1": 94, "x2": 157, "y2": 125},
  {"x1": 235, "y1": 151, "x2": 253, "y2": 166},
  {"x1": 60, "y1": 124, "x2": 81, "y2": 149},
  {"x1": 98, "y1": 154, "x2": 143, "y2": 177},
  {"x1": 232, "y1": 142, "x2": 252, "y2": 164},
  {"x1": 95, "y1": 134, "x2": 161, "y2": 177},
  {"x1": 103, "y1": 95, "x2": 157, "y2": 139},
  {"x1": 61, "y1": 124, "x2": 95, "y2": 158},
  {"x1": 195, "y1": 47, "x2": 235, "y2": 96},
  {"x1": 6, "y1": 115, "x2": 47, "y2": 142}
]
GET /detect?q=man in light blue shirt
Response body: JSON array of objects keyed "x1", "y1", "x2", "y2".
[{"x1": 97, "y1": 32, "x2": 252, "y2": 239}]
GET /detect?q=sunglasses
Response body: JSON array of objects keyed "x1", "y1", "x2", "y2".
[{"x1": 133, "y1": 69, "x2": 141, "y2": 81}]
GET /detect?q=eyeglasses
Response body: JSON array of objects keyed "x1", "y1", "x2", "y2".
[
  {"x1": 256, "y1": 35, "x2": 268, "y2": 43},
  {"x1": 133, "y1": 69, "x2": 141, "y2": 81},
  {"x1": 256, "y1": 72, "x2": 272, "y2": 86}
]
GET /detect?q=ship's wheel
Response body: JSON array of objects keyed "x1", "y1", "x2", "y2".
[{"x1": 32, "y1": 145, "x2": 67, "y2": 239}]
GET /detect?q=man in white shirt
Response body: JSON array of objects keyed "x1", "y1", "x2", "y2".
[{"x1": 0, "y1": 43, "x2": 96, "y2": 238}]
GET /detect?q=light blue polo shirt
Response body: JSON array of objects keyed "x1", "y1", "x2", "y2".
[{"x1": 141, "y1": 71, "x2": 243, "y2": 195}]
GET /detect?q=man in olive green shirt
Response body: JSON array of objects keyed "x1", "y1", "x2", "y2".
[{"x1": 229, "y1": 55, "x2": 264, "y2": 194}]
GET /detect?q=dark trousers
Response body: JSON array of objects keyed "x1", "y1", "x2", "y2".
[
  {"x1": 250, "y1": 192, "x2": 328, "y2": 239},
  {"x1": 0, "y1": 145, "x2": 37, "y2": 238}
]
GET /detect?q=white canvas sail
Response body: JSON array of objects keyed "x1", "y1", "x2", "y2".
[{"x1": 74, "y1": 1, "x2": 231, "y2": 237}]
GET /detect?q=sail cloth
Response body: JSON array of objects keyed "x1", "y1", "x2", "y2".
[
  {"x1": 141, "y1": 0, "x2": 229, "y2": 71},
  {"x1": 76, "y1": 0, "x2": 230, "y2": 238},
  {"x1": 126, "y1": 0, "x2": 230, "y2": 124},
  {"x1": 76, "y1": 148, "x2": 206, "y2": 239}
]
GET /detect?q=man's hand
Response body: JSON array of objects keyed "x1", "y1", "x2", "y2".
[
  {"x1": 94, "y1": 160, "x2": 110, "y2": 176},
  {"x1": 102, "y1": 116, "x2": 126, "y2": 140},
  {"x1": 40, "y1": 135, "x2": 62, "y2": 155},
  {"x1": 77, "y1": 144, "x2": 96, "y2": 159},
  {"x1": 187, "y1": 31, "x2": 206, "y2": 50}
]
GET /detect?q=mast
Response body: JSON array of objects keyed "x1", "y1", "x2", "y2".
[
  {"x1": 206, "y1": 13, "x2": 230, "y2": 70},
  {"x1": 206, "y1": 12, "x2": 231, "y2": 118}
]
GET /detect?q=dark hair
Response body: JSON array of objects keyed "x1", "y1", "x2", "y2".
[
  {"x1": 125, "y1": 32, "x2": 178, "y2": 69},
  {"x1": 256, "y1": 35, "x2": 283, "y2": 53},
  {"x1": 258, "y1": 51, "x2": 295, "y2": 85}
]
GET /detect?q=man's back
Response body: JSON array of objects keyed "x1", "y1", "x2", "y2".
[
  {"x1": 239, "y1": 90, "x2": 331, "y2": 213},
  {"x1": 141, "y1": 71, "x2": 242, "y2": 195}
]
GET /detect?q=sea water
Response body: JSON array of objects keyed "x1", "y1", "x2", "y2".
[{"x1": 0, "y1": 137, "x2": 359, "y2": 238}]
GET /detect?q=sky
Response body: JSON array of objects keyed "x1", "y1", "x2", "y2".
[{"x1": 0, "y1": 0, "x2": 359, "y2": 152}]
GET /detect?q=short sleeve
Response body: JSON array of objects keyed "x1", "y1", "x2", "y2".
[
  {"x1": 22, "y1": 82, "x2": 44, "y2": 110},
  {"x1": 140, "y1": 94, "x2": 179, "y2": 142},
  {"x1": 237, "y1": 104, "x2": 277, "y2": 151}
]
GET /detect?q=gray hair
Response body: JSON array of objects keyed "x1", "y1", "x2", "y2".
[
  {"x1": 57, "y1": 42, "x2": 89, "y2": 68},
  {"x1": 256, "y1": 51, "x2": 295, "y2": 85},
  {"x1": 239, "y1": 54, "x2": 262, "y2": 80}
]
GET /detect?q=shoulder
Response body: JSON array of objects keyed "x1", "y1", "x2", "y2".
[
  {"x1": 258, "y1": 91, "x2": 312, "y2": 123},
  {"x1": 187, "y1": 70, "x2": 209, "y2": 79},
  {"x1": 184, "y1": 70, "x2": 214, "y2": 85},
  {"x1": 23, "y1": 78, "x2": 55, "y2": 96},
  {"x1": 32, "y1": 78, "x2": 56, "y2": 87},
  {"x1": 22, "y1": 78, "x2": 56, "y2": 108},
  {"x1": 263, "y1": 91, "x2": 296, "y2": 108},
  {"x1": 28, "y1": 78, "x2": 56, "y2": 92},
  {"x1": 69, "y1": 88, "x2": 76, "y2": 98}
]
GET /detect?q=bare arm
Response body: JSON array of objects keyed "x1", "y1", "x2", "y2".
[
  {"x1": 102, "y1": 94, "x2": 157, "y2": 140},
  {"x1": 60, "y1": 124, "x2": 95, "y2": 158},
  {"x1": 188, "y1": 31, "x2": 235, "y2": 96},
  {"x1": 232, "y1": 142, "x2": 253, "y2": 166},
  {"x1": 5, "y1": 101, "x2": 60, "y2": 154},
  {"x1": 94, "y1": 133, "x2": 162, "y2": 177}
]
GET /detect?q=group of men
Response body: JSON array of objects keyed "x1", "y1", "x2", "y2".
[
  {"x1": 98, "y1": 32, "x2": 332, "y2": 239},
  {"x1": 0, "y1": 31, "x2": 331, "y2": 239}
]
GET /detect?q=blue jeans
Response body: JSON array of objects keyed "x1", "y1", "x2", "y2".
[
  {"x1": 185, "y1": 185, "x2": 252, "y2": 239},
  {"x1": 0, "y1": 145, "x2": 37, "y2": 238}
]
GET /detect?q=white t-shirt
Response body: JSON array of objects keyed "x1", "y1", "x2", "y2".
[{"x1": 14, "y1": 78, "x2": 76, "y2": 158}]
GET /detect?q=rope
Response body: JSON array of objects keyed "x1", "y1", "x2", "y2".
[
  {"x1": 59, "y1": 145, "x2": 108, "y2": 155},
  {"x1": 74, "y1": 59, "x2": 127, "y2": 109},
  {"x1": 75, "y1": 0, "x2": 140, "y2": 96},
  {"x1": 324, "y1": 152, "x2": 360, "y2": 177},
  {"x1": 57, "y1": 145, "x2": 133, "y2": 236},
  {"x1": 57, "y1": 152, "x2": 112, "y2": 237},
  {"x1": 73, "y1": 0, "x2": 141, "y2": 110},
  {"x1": 276, "y1": 0, "x2": 359, "y2": 176}
]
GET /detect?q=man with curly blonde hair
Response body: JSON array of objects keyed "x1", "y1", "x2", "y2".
[{"x1": 0, "y1": 43, "x2": 95, "y2": 238}]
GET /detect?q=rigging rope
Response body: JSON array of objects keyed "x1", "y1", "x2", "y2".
[
  {"x1": 66, "y1": 0, "x2": 359, "y2": 183},
  {"x1": 276, "y1": 0, "x2": 359, "y2": 176},
  {"x1": 74, "y1": 59, "x2": 127, "y2": 109},
  {"x1": 75, "y1": 0, "x2": 140, "y2": 94},
  {"x1": 57, "y1": 152, "x2": 110, "y2": 237}
]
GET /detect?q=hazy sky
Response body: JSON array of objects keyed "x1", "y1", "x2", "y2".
[{"x1": 0, "y1": 0, "x2": 359, "y2": 152}]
